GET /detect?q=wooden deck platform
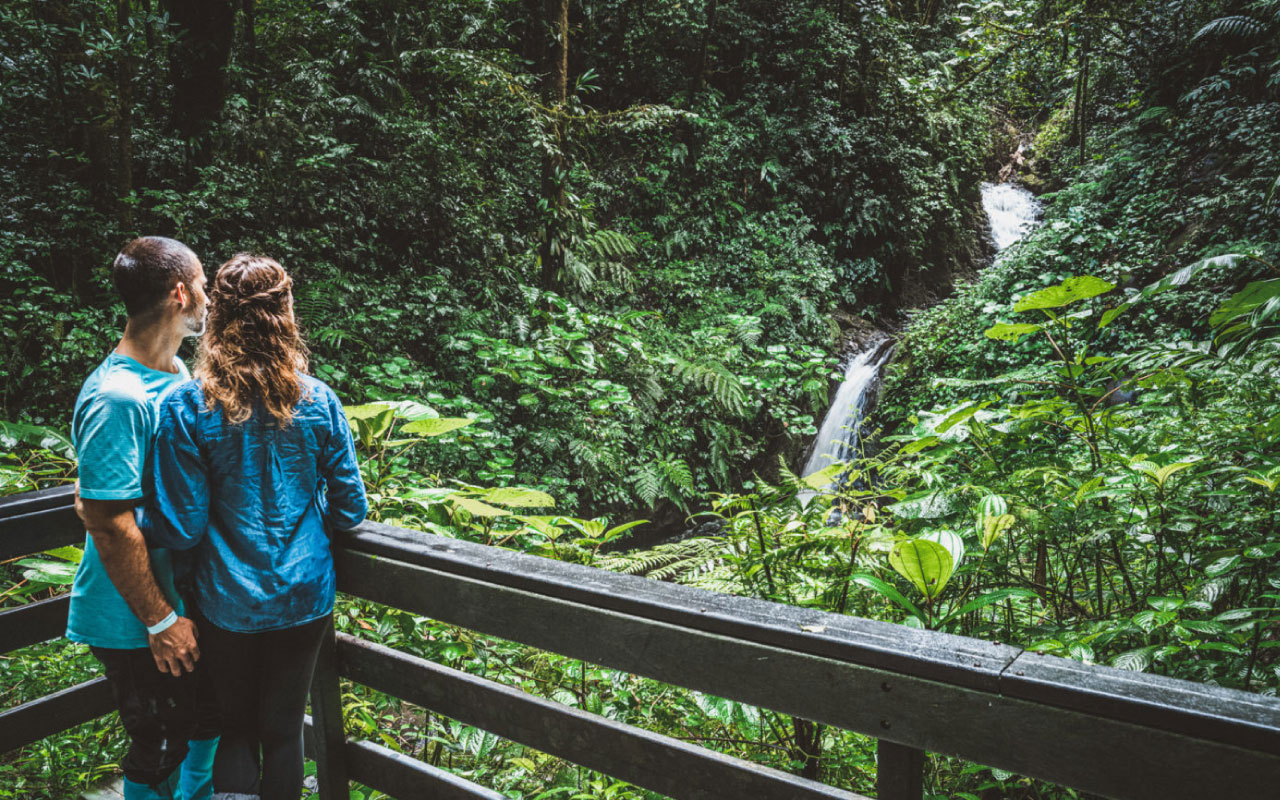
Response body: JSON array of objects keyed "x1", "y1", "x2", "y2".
[{"x1": 79, "y1": 778, "x2": 123, "y2": 800}]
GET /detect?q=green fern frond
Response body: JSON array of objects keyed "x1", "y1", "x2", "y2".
[
  {"x1": 564, "y1": 252, "x2": 597, "y2": 293},
  {"x1": 597, "y1": 537, "x2": 729, "y2": 583},
  {"x1": 568, "y1": 437, "x2": 599, "y2": 469},
  {"x1": 776, "y1": 456, "x2": 807, "y2": 493},
  {"x1": 724, "y1": 314, "x2": 763, "y2": 348},
  {"x1": 660, "y1": 455, "x2": 694, "y2": 494},
  {"x1": 632, "y1": 463, "x2": 663, "y2": 507},
  {"x1": 583, "y1": 229, "x2": 637, "y2": 259},
  {"x1": 639, "y1": 371, "x2": 665, "y2": 406},
  {"x1": 1193, "y1": 15, "x2": 1268, "y2": 45},
  {"x1": 673, "y1": 358, "x2": 748, "y2": 416},
  {"x1": 531, "y1": 430, "x2": 561, "y2": 456}
]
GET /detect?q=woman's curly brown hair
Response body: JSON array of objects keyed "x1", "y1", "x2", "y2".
[{"x1": 196, "y1": 254, "x2": 309, "y2": 425}]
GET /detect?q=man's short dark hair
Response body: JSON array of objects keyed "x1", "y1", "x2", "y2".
[{"x1": 111, "y1": 237, "x2": 200, "y2": 318}]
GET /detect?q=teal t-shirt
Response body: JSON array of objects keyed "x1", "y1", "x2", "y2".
[{"x1": 66, "y1": 352, "x2": 190, "y2": 650}]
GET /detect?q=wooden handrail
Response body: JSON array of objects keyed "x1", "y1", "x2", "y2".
[{"x1": 2, "y1": 490, "x2": 1278, "y2": 800}]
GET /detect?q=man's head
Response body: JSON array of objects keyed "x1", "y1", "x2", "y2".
[{"x1": 111, "y1": 237, "x2": 208, "y2": 337}]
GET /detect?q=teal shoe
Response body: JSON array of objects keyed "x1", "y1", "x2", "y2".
[
  {"x1": 180, "y1": 736, "x2": 220, "y2": 800},
  {"x1": 122, "y1": 769, "x2": 182, "y2": 800}
]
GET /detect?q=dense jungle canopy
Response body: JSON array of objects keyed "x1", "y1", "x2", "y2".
[{"x1": 2, "y1": 0, "x2": 1279, "y2": 798}]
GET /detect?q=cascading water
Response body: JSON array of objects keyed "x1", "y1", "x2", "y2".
[
  {"x1": 801, "y1": 339, "x2": 894, "y2": 479},
  {"x1": 800, "y1": 181, "x2": 1041, "y2": 491},
  {"x1": 982, "y1": 181, "x2": 1041, "y2": 252}
]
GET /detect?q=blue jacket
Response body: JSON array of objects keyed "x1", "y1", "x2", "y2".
[{"x1": 145, "y1": 374, "x2": 368, "y2": 632}]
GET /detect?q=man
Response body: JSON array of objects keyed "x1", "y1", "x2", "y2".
[{"x1": 67, "y1": 237, "x2": 219, "y2": 800}]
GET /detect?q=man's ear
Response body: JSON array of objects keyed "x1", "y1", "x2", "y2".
[{"x1": 174, "y1": 280, "x2": 189, "y2": 308}]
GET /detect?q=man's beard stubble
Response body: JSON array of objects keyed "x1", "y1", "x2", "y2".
[{"x1": 183, "y1": 306, "x2": 208, "y2": 338}]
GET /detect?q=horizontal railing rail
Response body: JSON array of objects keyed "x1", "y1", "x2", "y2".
[{"x1": 3, "y1": 488, "x2": 1278, "y2": 800}]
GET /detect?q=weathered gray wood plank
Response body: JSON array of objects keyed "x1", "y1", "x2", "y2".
[
  {"x1": 336, "y1": 550, "x2": 1280, "y2": 800},
  {"x1": 0, "y1": 485, "x2": 75, "y2": 515},
  {"x1": 308, "y1": 623, "x2": 349, "y2": 800},
  {"x1": 876, "y1": 740, "x2": 923, "y2": 800},
  {"x1": 0, "y1": 505, "x2": 85, "y2": 561},
  {"x1": 0, "y1": 594, "x2": 70, "y2": 655},
  {"x1": 1001, "y1": 648, "x2": 1280, "y2": 754},
  {"x1": 346, "y1": 738, "x2": 507, "y2": 800},
  {"x1": 303, "y1": 715, "x2": 505, "y2": 800},
  {"x1": 340, "y1": 524, "x2": 1280, "y2": 756},
  {"x1": 78, "y1": 777, "x2": 124, "y2": 800},
  {"x1": 342, "y1": 523, "x2": 1021, "y2": 692},
  {"x1": 0, "y1": 677, "x2": 114, "y2": 755},
  {"x1": 337, "y1": 633, "x2": 870, "y2": 800}
]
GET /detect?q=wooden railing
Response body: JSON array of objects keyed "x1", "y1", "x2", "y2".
[{"x1": 2, "y1": 485, "x2": 1278, "y2": 799}]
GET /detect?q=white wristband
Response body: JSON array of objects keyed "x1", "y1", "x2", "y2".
[{"x1": 147, "y1": 610, "x2": 178, "y2": 635}]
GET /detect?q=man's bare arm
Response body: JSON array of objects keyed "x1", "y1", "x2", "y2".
[{"x1": 79, "y1": 496, "x2": 200, "y2": 675}]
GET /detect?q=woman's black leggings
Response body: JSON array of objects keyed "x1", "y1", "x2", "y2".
[{"x1": 194, "y1": 607, "x2": 329, "y2": 800}]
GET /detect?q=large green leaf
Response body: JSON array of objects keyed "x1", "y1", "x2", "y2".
[
  {"x1": 349, "y1": 406, "x2": 396, "y2": 447},
  {"x1": 1210, "y1": 278, "x2": 1280, "y2": 328},
  {"x1": 981, "y1": 514, "x2": 1015, "y2": 550},
  {"x1": 850, "y1": 573, "x2": 924, "y2": 621},
  {"x1": 0, "y1": 421, "x2": 74, "y2": 458},
  {"x1": 889, "y1": 539, "x2": 955, "y2": 600},
  {"x1": 480, "y1": 487, "x2": 555, "y2": 508},
  {"x1": 1131, "y1": 459, "x2": 1199, "y2": 489},
  {"x1": 936, "y1": 401, "x2": 991, "y2": 434},
  {"x1": 1112, "y1": 646, "x2": 1156, "y2": 672},
  {"x1": 919, "y1": 530, "x2": 965, "y2": 569},
  {"x1": 944, "y1": 587, "x2": 1038, "y2": 622},
  {"x1": 1014, "y1": 276, "x2": 1115, "y2": 312},
  {"x1": 887, "y1": 490, "x2": 956, "y2": 520},
  {"x1": 18, "y1": 558, "x2": 78, "y2": 585},
  {"x1": 401, "y1": 417, "x2": 475, "y2": 437},
  {"x1": 984, "y1": 322, "x2": 1042, "y2": 342},
  {"x1": 448, "y1": 496, "x2": 509, "y2": 518},
  {"x1": 44, "y1": 546, "x2": 84, "y2": 564},
  {"x1": 801, "y1": 463, "x2": 848, "y2": 490},
  {"x1": 1100, "y1": 255, "x2": 1244, "y2": 329},
  {"x1": 345, "y1": 403, "x2": 398, "y2": 421},
  {"x1": 379, "y1": 400, "x2": 438, "y2": 421}
]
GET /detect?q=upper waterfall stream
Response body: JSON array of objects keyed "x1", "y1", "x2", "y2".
[
  {"x1": 982, "y1": 181, "x2": 1042, "y2": 252},
  {"x1": 801, "y1": 181, "x2": 1042, "y2": 484}
]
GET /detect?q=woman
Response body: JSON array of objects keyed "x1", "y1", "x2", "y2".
[{"x1": 147, "y1": 254, "x2": 367, "y2": 800}]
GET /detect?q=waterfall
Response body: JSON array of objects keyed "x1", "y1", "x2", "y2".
[
  {"x1": 981, "y1": 181, "x2": 1041, "y2": 252},
  {"x1": 801, "y1": 339, "x2": 894, "y2": 480},
  {"x1": 800, "y1": 181, "x2": 1041, "y2": 493}
]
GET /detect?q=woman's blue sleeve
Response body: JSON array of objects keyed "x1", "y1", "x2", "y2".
[
  {"x1": 147, "y1": 392, "x2": 210, "y2": 551},
  {"x1": 321, "y1": 390, "x2": 368, "y2": 531}
]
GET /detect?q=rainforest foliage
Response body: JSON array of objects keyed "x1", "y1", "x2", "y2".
[{"x1": 3, "y1": 0, "x2": 1280, "y2": 798}]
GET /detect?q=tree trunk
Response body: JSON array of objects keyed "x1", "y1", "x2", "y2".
[
  {"x1": 691, "y1": 0, "x2": 718, "y2": 97},
  {"x1": 32, "y1": 0, "x2": 96, "y2": 294},
  {"x1": 1078, "y1": 28, "x2": 1089, "y2": 165},
  {"x1": 139, "y1": 0, "x2": 154, "y2": 49},
  {"x1": 791, "y1": 718, "x2": 823, "y2": 780},
  {"x1": 163, "y1": 0, "x2": 235, "y2": 146},
  {"x1": 554, "y1": 0, "x2": 568, "y2": 103},
  {"x1": 539, "y1": 0, "x2": 570, "y2": 291},
  {"x1": 1034, "y1": 539, "x2": 1048, "y2": 602},
  {"x1": 115, "y1": 0, "x2": 134, "y2": 228},
  {"x1": 242, "y1": 0, "x2": 258, "y2": 109}
]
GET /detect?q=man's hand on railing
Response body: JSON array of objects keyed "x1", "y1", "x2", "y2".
[{"x1": 148, "y1": 615, "x2": 200, "y2": 676}]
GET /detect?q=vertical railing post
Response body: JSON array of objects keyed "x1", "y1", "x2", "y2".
[
  {"x1": 876, "y1": 739, "x2": 924, "y2": 800},
  {"x1": 310, "y1": 619, "x2": 349, "y2": 799}
]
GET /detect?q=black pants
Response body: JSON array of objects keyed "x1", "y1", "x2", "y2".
[
  {"x1": 194, "y1": 607, "x2": 329, "y2": 800},
  {"x1": 90, "y1": 646, "x2": 221, "y2": 788}
]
